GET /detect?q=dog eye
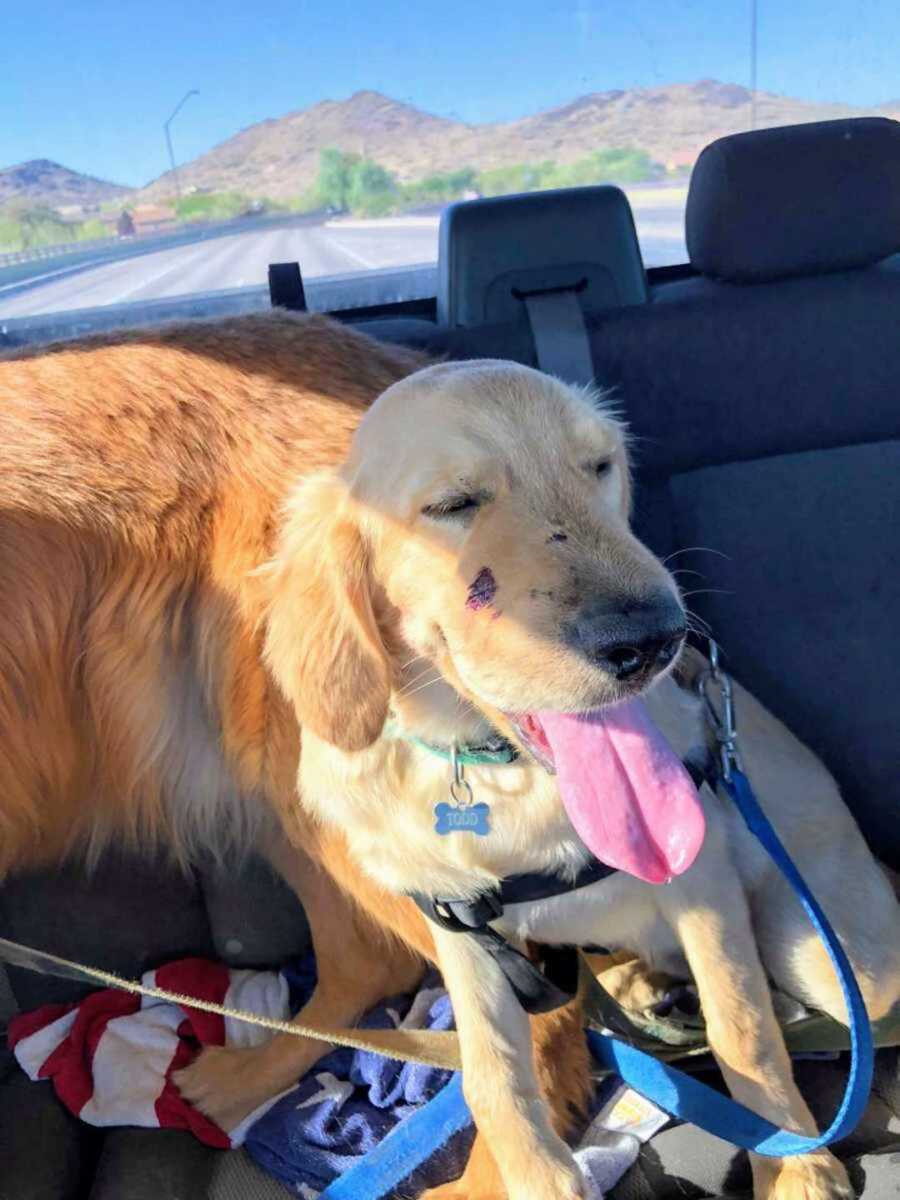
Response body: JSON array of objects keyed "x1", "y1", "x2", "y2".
[
  {"x1": 422, "y1": 494, "x2": 482, "y2": 520},
  {"x1": 591, "y1": 460, "x2": 613, "y2": 477}
]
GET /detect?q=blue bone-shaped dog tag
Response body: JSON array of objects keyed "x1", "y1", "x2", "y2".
[{"x1": 434, "y1": 802, "x2": 491, "y2": 836}]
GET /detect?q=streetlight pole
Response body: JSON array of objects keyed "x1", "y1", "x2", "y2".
[
  {"x1": 749, "y1": 0, "x2": 758, "y2": 130},
  {"x1": 164, "y1": 89, "x2": 199, "y2": 201}
]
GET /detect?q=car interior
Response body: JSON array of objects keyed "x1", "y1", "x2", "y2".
[{"x1": 1, "y1": 110, "x2": 899, "y2": 1199}]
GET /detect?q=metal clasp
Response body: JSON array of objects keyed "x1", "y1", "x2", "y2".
[
  {"x1": 696, "y1": 639, "x2": 743, "y2": 782},
  {"x1": 449, "y1": 743, "x2": 475, "y2": 808}
]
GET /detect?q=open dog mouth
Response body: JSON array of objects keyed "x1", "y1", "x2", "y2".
[{"x1": 509, "y1": 703, "x2": 706, "y2": 885}]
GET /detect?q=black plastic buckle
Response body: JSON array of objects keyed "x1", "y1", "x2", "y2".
[
  {"x1": 417, "y1": 890, "x2": 504, "y2": 932},
  {"x1": 511, "y1": 276, "x2": 588, "y2": 301}
]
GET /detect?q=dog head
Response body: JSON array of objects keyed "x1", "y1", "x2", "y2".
[{"x1": 264, "y1": 360, "x2": 685, "y2": 755}]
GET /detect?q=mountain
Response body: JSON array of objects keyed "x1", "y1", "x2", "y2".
[
  {"x1": 0, "y1": 160, "x2": 131, "y2": 210},
  {"x1": 141, "y1": 91, "x2": 460, "y2": 200},
  {"x1": 139, "y1": 82, "x2": 899, "y2": 201}
]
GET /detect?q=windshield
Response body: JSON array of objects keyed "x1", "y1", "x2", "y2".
[{"x1": 2, "y1": 1, "x2": 898, "y2": 329}]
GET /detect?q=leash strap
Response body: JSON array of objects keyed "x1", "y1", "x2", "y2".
[
  {"x1": 0, "y1": 935, "x2": 463, "y2": 1071},
  {"x1": 322, "y1": 766, "x2": 874, "y2": 1198},
  {"x1": 410, "y1": 893, "x2": 577, "y2": 1014},
  {"x1": 321, "y1": 1073, "x2": 470, "y2": 1200},
  {"x1": 589, "y1": 769, "x2": 874, "y2": 1154}
]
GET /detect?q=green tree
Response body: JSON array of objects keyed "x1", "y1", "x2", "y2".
[
  {"x1": 403, "y1": 167, "x2": 477, "y2": 206},
  {"x1": 174, "y1": 192, "x2": 250, "y2": 222},
  {"x1": 347, "y1": 159, "x2": 398, "y2": 217},
  {"x1": 0, "y1": 204, "x2": 72, "y2": 249},
  {"x1": 76, "y1": 218, "x2": 108, "y2": 241},
  {"x1": 0, "y1": 204, "x2": 113, "y2": 252},
  {"x1": 475, "y1": 161, "x2": 555, "y2": 197},
  {"x1": 474, "y1": 149, "x2": 661, "y2": 197},
  {"x1": 290, "y1": 188, "x2": 323, "y2": 214},
  {"x1": 316, "y1": 147, "x2": 360, "y2": 211}
]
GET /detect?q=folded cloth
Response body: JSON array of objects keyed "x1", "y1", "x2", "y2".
[
  {"x1": 244, "y1": 962, "x2": 471, "y2": 1195},
  {"x1": 9, "y1": 953, "x2": 668, "y2": 1197},
  {"x1": 8, "y1": 956, "x2": 293, "y2": 1149}
]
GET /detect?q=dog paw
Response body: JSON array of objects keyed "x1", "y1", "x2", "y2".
[
  {"x1": 420, "y1": 1189, "x2": 503, "y2": 1200},
  {"x1": 753, "y1": 1151, "x2": 854, "y2": 1200},
  {"x1": 173, "y1": 1044, "x2": 276, "y2": 1132},
  {"x1": 421, "y1": 1149, "x2": 585, "y2": 1200},
  {"x1": 650, "y1": 982, "x2": 701, "y2": 1019},
  {"x1": 422, "y1": 1180, "x2": 583, "y2": 1200},
  {"x1": 594, "y1": 956, "x2": 685, "y2": 1017}
]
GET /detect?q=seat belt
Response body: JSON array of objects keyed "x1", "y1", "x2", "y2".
[{"x1": 517, "y1": 284, "x2": 595, "y2": 385}]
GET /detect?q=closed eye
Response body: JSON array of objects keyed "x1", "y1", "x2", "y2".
[
  {"x1": 421, "y1": 493, "x2": 486, "y2": 520},
  {"x1": 588, "y1": 459, "x2": 613, "y2": 478}
]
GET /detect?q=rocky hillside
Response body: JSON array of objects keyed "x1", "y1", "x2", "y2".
[
  {"x1": 0, "y1": 159, "x2": 131, "y2": 209},
  {"x1": 139, "y1": 81, "x2": 899, "y2": 201}
]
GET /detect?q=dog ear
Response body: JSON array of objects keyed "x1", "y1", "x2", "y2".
[{"x1": 264, "y1": 474, "x2": 391, "y2": 752}]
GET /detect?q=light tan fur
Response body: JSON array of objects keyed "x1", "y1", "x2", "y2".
[{"x1": 1, "y1": 312, "x2": 897, "y2": 1200}]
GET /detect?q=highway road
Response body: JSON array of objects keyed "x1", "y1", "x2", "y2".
[{"x1": 0, "y1": 204, "x2": 687, "y2": 321}]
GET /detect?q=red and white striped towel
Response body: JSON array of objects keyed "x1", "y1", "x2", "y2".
[{"x1": 8, "y1": 957, "x2": 291, "y2": 1148}]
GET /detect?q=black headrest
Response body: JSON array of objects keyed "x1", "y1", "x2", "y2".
[
  {"x1": 438, "y1": 186, "x2": 647, "y2": 327},
  {"x1": 686, "y1": 117, "x2": 900, "y2": 283}
]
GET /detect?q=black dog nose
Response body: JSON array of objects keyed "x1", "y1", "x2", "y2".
[{"x1": 566, "y1": 592, "x2": 687, "y2": 681}]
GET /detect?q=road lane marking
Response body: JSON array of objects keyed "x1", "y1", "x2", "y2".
[
  {"x1": 316, "y1": 231, "x2": 378, "y2": 270},
  {"x1": 105, "y1": 242, "x2": 222, "y2": 303}
]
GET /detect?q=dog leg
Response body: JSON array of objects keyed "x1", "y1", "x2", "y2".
[
  {"x1": 424, "y1": 987, "x2": 593, "y2": 1199},
  {"x1": 670, "y1": 896, "x2": 852, "y2": 1200},
  {"x1": 424, "y1": 926, "x2": 586, "y2": 1200},
  {"x1": 753, "y1": 867, "x2": 900, "y2": 1029},
  {"x1": 174, "y1": 842, "x2": 426, "y2": 1132}
]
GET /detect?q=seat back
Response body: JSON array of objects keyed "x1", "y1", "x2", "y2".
[
  {"x1": 588, "y1": 118, "x2": 900, "y2": 861},
  {"x1": 405, "y1": 119, "x2": 900, "y2": 861},
  {"x1": 438, "y1": 186, "x2": 647, "y2": 325}
]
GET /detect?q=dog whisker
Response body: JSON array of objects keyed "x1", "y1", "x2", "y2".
[
  {"x1": 399, "y1": 652, "x2": 434, "y2": 671},
  {"x1": 684, "y1": 608, "x2": 713, "y2": 636},
  {"x1": 662, "y1": 546, "x2": 730, "y2": 565},
  {"x1": 395, "y1": 670, "x2": 444, "y2": 700},
  {"x1": 680, "y1": 588, "x2": 732, "y2": 600}
]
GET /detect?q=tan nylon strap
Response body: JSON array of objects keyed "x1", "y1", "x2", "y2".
[
  {"x1": 0, "y1": 935, "x2": 463, "y2": 1071},
  {"x1": 8, "y1": 935, "x2": 896, "y2": 1075}
]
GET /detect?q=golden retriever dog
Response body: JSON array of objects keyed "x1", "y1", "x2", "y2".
[{"x1": 1, "y1": 311, "x2": 898, "y2": 1200}]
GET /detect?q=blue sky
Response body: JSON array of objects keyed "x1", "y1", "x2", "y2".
[{"x1": 3, "y1": 0, "x2": 898, "y2": 186}]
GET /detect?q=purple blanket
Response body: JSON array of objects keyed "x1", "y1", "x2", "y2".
[
  {"x1": 245, "y1": 957, "x2": 473, "y2": 1194},
  {"x1": 244, "y1": 955, "x2": 665, "y2": 1198}
]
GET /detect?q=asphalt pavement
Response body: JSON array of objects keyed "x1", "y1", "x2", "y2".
[{"x1": 0, "y1": 205, "x2": 687, "y2": 320}]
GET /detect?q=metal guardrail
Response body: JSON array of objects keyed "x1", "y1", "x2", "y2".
[
  {"x1": 0, "y1": 230, "x2": 177, "y2": 268},
  {"x1": 0, "y1": 213, "x2": 332, "y2": 297},
  {"x1": 0, "y1": 235, "x2": 119, "y2": 268},
  {"x1": 0, "y1": 213, "x2": 315, "y2": 271}
]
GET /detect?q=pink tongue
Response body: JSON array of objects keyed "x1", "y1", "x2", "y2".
[{"x1": 536, "y1": 700, "x2": 706, "y2": 884}]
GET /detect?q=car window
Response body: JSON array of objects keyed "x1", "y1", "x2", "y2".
[{"x1": 2, "y1": 0, "x2": 898, "y2": 336}]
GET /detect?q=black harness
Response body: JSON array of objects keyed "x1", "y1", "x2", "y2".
[{"x1": 411, "y1": 753, "x2": 714, "y2": 1013}]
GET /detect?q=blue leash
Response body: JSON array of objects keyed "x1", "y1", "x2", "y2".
[
  {"x1": 588, "y1": 768, "x2": 873, "y2": 1155},
  {"x1": 321, "y1": 767, "x2": 874, "y2": 1199}
]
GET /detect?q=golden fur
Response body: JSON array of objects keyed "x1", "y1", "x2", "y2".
[
  {"x1": 0, "y1": 312, "x2": 590, "y2": 1191},
  {"x1": 2, "y1": 311, "x2": 898, "y2": 1200},
  {"x1": 0, "y1": 312, "x2": 419, "y2": 868}
]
